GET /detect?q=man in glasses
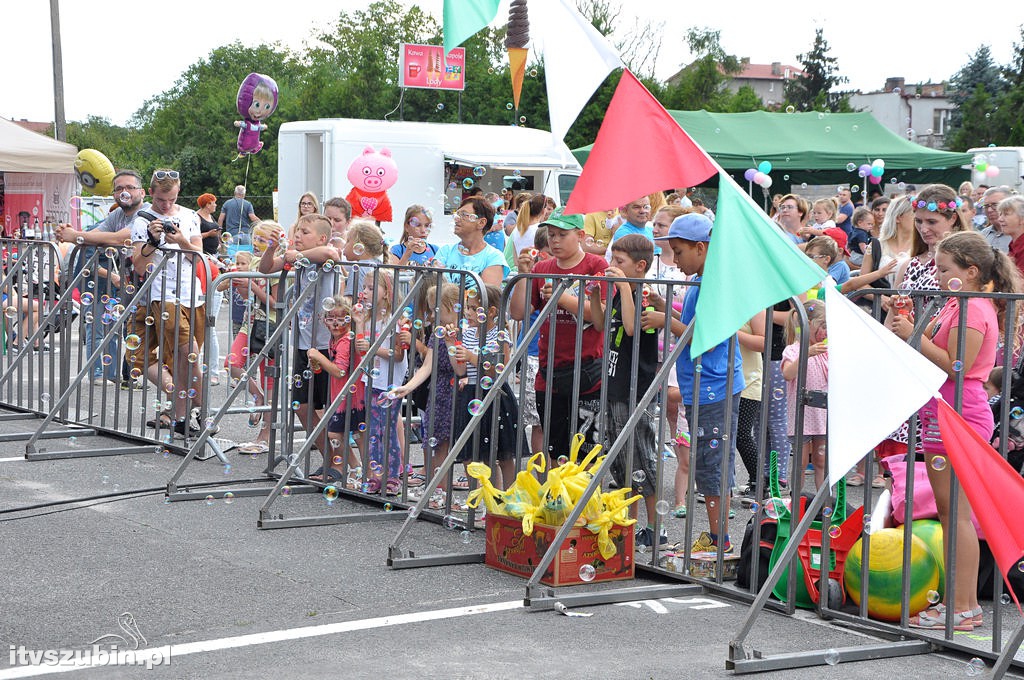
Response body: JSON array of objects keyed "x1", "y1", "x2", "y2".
[
  {"x1": 56, "y1": 169, "x2": 151, "y2": 387},
  {"x1": 978, "y1": 185, "x2": 1012, "y2": 253},
  {"x1": 128, "y1": 169, "x2": 208, "y2": 438},
  {"x1": 218, "y1": 185, "x2": 258, "y2": 248}
]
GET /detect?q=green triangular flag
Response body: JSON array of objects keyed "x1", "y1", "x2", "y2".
[
  {"x1": 690, "y1": 173, "x2": 826, "y2": 357},
  {"x1": 443, "y1": 0, "x2": 501, "y2": 56}
]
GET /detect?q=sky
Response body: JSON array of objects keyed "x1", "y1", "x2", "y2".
[{"x1": 6, "y1": 1, "x2": 1024, "y2": 128}]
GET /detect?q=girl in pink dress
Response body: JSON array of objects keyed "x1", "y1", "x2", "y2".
[
  {"x1": 890, "y1": 229, "x2": 1023, "y2": 631},
  {"x1": 781, "y1": 300, "x2": 829, "y2": 490}
]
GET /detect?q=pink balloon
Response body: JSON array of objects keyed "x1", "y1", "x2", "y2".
[
  {"x1": 754, "y1": 172, "x2": 767, "y2": 185},
  {"x1": 986, "y1": 166, "x2": 1000, "y2": 178},
  {"x1": 869, "y1": 175, "x2": 882, "y2": 185}
]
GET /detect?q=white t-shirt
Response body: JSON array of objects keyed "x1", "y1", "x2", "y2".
[
  {"x1": 510, "y1": 224, "x2": 538, "y2": 263},
  {"x1": 130, "y1": 206, "x2": 203, "y2": 307}
]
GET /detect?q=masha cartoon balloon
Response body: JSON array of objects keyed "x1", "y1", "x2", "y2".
[{"x1": 235, "y1": 73, "x2": 279, "y2": 157}]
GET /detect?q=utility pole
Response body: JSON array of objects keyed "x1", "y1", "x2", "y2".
[{"x1": 50, "y1": 0, "x2": 66, "y2": 141}]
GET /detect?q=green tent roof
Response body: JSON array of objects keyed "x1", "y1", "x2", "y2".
[{"x1": 572, "y1": 111, "x2": 972, "y2": 185}]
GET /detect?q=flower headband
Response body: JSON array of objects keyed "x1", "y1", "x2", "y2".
[{"x1": 911, "y1": 196, "x2": 964, "y2": 213}]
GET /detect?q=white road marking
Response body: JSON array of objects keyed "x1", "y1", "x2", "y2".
[{"x1": 0, "y1": 600, "x2": 524, "y2": 678}]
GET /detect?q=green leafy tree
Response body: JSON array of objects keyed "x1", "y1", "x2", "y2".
[
  {"x1": 784, "y1": 28, "x2": 848, "y2": 112},
  {"x1": 661, "y1": 28, "x2": 741, "y2": 112},
  {"x1": 727, "y1": 85, "x2": 763, "y2": 113},
  {"x1": 948, "y1": 44, "x2": 1006, "y2": 135},
  {"x1": 947, "y1": 84, "x2": 999, "y2": 150},
  {"x1": 990, "y1": 28, "x2": 1024, "y2": 146}
]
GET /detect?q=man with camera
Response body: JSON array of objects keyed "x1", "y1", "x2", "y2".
[{"x1": 129, "y1": 169, "x2": 207, "y2": 438}]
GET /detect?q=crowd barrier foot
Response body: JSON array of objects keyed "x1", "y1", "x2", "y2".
[
  {"x1": 525, "y1": 583, "x2": 702, "y2": 611},
  {"x1": 258, "y1": 509, "x2": 409, "y2": 530},
  {"x1": 387, "y1": 549, "x2": 486, "y2": 570},
  {"x1": 3, "y1": 426, "x2": 95, "y2": 444},
  {"x1": 25, "y1": 443, "x2": 155, "y2": 461},
  {"x1": 726, "y1": 639, "x2": 932, "y2": 674},
  {"x1": 165, "y1": 482, "x2": 282, "y2": 503}
]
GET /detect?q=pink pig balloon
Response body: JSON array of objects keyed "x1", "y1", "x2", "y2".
[{"x1": 345, "y1": 146, "x2": 399, "y2": 223}]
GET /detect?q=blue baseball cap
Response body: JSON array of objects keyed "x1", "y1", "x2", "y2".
[{"x1": 653, "y1": 212, "x2": 712, "y2": 243}]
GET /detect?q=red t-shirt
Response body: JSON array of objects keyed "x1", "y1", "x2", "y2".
[{"x1": 530, "y1": 252, "x2": 608, "y2": 392}]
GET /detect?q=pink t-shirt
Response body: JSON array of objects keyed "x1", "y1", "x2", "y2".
[{"x1": 929, "y1": 297, "x2": 998, "y2": 382}]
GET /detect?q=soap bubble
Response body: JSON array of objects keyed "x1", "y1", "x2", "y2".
[
  {"x1": 926, "y1": 589, "x2": 940, "y2": 604},
  {"x1": 823, "y1": 649, "x2": 839, "y2": 666},
  {"x1": 785, "y1": 105, "x2": 795, "y2": 114},
  {"x1": 846, "y1": 163, "x2": 857, "y2": 172},
  {"x1": 828, "y1": 525, "x2": 841, "y2": 539},
  {"x1": 223, "y1": 492, "x2": 235, "y2": 504},
  {"x1": 578, "y1": 564, "x2": 596, "y2": 582},
  {"x1": 773, "y1": 387, "x2": 785, "y2": 400},
  {"x1": 930, "y1": 456, "x2": 947, "y2": 471},
  {"x1": 947, "y1": 277, "x2": 963, "y2": 292},
  {"x1": 965, "y1": 658, "x2": 985, "y2": 676},
  {"x1": 205, "y1": 494, "x2": 215, "y2": 506},
  {"x1": 655, "y1": 500, "x2": 671, "y2": 516},
  {"x1": 952, "y1": 360, "x2": 963, "y2": 372},
  {"x1": 631, "y1": 470, "x2": 646, "y2": 483},
  {"x1": 436, "y1": 102, "x2": 445, "y2": 111},
  {"x1": 763, "y1": 497, "x2": 786, "y2": 519},
  {"x1": 557, "y1": 455, "x2": 569, "y2": 466},
  {"x1": 460, "y1": 530, "x2": 472, "y2": 544},
  {"x1": 468, "y1": 399, "x2": 484, "y2": 416},
  {"x1": 323, "y1": 485, "x2": 339, "y2": 503}
]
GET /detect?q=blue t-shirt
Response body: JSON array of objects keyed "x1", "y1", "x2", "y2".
[
  {"x1": 434, "y1": 243, "x2": 510, "y2": 289},
  {"x1": 483, "y1": 229, "x2": 506, "y2": 253},
  {"x1": 220, "y1": 197, "x2": 255, "y2": 234},
  {"x1": 675, "y1": 276, "x2": 745, "y2": 406},
  {"x1": 837, "y1": 202, "x2": 854, "y2": 237},
  {"x1": 390, "y1": 242, "x2": 438, "y2": 266},
  {"x1": 828, "y1": 260, "x2": 851, "y2": 285},
  {"x1": 612, "y1": 222, "x2": 654, "y2": 243},
  {"x1": 847, "y1": 228, "x2": 870, "y2": 266}
]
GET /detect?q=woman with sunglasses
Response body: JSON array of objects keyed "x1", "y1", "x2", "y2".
[{"x1": 433, "y1": 197, "x2": 509, "y2": 288}]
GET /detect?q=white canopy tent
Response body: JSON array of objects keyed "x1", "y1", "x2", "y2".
[{"x1": 0, "y1": 116, "x2": 77, "y2": 172}]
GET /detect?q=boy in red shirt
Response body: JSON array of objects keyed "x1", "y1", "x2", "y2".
[{"x1": 509, "y1": 210, "x2": 608, "y2": 463}]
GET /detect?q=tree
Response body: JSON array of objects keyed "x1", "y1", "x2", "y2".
[
  {"x1": 948, "y1": 44, "x2": 1006, "y2": 132},
  {"x1": 660, "y1": 28, "x2": 741, "y2": 112},
  {"x1": 947, "y1": 85, "x2": 999, "y2": 150},
  {"x1": 785, "y1": 28, "x2": 848, "y2": 112},
  {"x1": 991, "y1": 28, "x2": 1024, "y2": 146}
]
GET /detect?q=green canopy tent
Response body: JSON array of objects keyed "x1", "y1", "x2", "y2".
[{"x1": 572, "y1": 110, "x2": 972, "y2": 195}]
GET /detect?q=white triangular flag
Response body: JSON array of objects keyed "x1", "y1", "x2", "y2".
[
  {"x1": 531, "y1": 0, "x2": 623, "y2": 142},
  {"x1": 824, "y1": 285, "x2": 946, "y2": 487}
]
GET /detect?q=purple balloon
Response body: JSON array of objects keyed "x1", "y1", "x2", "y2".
[
  {"x1": 858, "y1": 164, "x2": 872, "y2": 177},
  {"x1": 744, "y1": 168, "x2": 757, "y2": 182}
]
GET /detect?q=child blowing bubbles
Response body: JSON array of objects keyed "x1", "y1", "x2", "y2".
[
  {"x1": 889, "y1": 230, "x2": 1023, "y2": 631},
  {"x1": 780, "y1": 300, "x2": 829, "y2": 490},
  {"x1": 587, "y1": 234, "x2": 667, "y2": 550}
]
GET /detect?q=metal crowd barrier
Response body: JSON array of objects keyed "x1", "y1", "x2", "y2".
[
  {"x1": 16, "y1": 241, "x2": 219, "y2": 462},
  {"x1": 730, "y1": 286, "x2": 1024, "y2": 675}
]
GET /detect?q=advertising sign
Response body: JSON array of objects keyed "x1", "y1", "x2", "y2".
[{"x1": 398, "y1": 43, "x2": 465, "y2": 91}]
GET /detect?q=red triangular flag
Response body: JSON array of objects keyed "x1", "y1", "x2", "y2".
[
  {"x1": 564, "y1": 69, "x2": 718, "y2": 215},
  {"x1": 937, "y1": 398, "x2": 1024, "y2": 611}
]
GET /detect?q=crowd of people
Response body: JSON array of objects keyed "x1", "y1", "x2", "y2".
[{"x1": 9, "y1": 169, "x2": 1024, "y2": 623}]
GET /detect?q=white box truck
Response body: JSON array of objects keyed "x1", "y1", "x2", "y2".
[
  {"x1": 277, "y1": 118, "x2": 581, "y2": 246},
  {"x1": 968, "y1": 146, "x2": 1024, "y2": 193}
]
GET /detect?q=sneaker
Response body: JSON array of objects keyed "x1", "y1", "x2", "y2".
[
  {"x1": 691, "y1": 530, "x2": 733, "y2": 554},
  {"x1": 635, "y1": 526, "x2": 669, "y2": 550},
  {"x1": 92, "y1": 376, "x2": 115, "y2": 386},
  {"x1": 696, "y1": 492, "x2": 706, "y2": 504},
  {"x1": 871, "y1": 474, "x2": 886, "y2": 489}
]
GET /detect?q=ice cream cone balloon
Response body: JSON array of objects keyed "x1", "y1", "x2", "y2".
[{"x1": 504, "y1": 0, "x2": 530, "y2": 110}]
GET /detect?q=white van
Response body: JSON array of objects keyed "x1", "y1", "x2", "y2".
[
  {"x1": 277, "y1": 118, "x2": 582, "y2": 246},
  {"x1": 968, "y1": 147, "x2": 1024, "y2": 194}
]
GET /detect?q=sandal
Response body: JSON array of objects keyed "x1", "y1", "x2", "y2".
[
  {"x1": 346, "y1": 466, "x2": 363, "y2": 490},
  {"x1": 237, "y1": 441, "x2": 269, "y2": 455},
  {"x1": 427, "y1": 487, "x2": 447, "y2": 510},
  {"x1": 908, "y1": 604, "x2": 976, "y2": 631},
  {"x1": 363, "y1": 478, "x2": 382, "y2": 494},
  {"x1": 146, "y1": 414, "x2": 173, "y2": 429},
  {"x1": 406, "y1": 472, "x2": 427, "y2": 488},
  {"x1": 385, "y1": 477, "x2": 402, "y2": 496},
  {"x1": 453, "y1": 475, "x2": 470, "y2": 490},
  {"x1": 672, "y1": 504, "x2": 687, "y2": 518},
  {"x1": 846, "y1": 472, "x2": 865, "y2": 487},
  {"x1": 248, "y1": 395, "x2": 264, "y2": 428}
]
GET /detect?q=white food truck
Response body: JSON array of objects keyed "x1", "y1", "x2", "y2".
[{"x1": 277, "y1": 118, "x2": 582, "y2": 246}]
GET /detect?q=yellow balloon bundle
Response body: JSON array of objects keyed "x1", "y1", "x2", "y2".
[{"x1": 465, "y1": 434, "x2": 642, "y2": 560}]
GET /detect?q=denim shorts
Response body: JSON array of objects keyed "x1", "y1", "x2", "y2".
[{"x1": 684, "y1": 393, "x2": 740, "y2": 496}]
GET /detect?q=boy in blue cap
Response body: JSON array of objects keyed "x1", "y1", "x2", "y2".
[{"x1": 654, "y1": 213, "x2": 744, "y2": 554}]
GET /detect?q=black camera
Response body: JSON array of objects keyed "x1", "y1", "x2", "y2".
[{"x1": 161, "y1": 219, "x2": 177, "y2": 235}]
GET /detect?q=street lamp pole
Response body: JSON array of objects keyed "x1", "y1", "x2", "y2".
[{"x1": 50, "y1": 0, "x2": 66, "y2": 141}]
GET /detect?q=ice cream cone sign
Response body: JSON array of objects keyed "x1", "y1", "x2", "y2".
[{"x1": 505, "y1": 0, "x2": 530, "y2": 110}]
